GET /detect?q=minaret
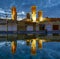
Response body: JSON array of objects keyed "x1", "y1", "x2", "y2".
[
  {"x1": 11, "y1": 6, "x2": 17, "y2": 20},
  {"x1": 31, "y1": 6, "x2": 36, "y2": 22},
  {"x1": 26, "y1": 13, "x2": 30, "y2": 19},
  {"x1": 38, "y1": 11, "x2": 43, "y2": 21}
]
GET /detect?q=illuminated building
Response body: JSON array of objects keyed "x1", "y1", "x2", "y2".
[
  {"x1": 0, "y1": 18, "x2": 60, "y2": 40},
  {"x1": 38, "y1": 11, "x2": 43, "y2": 21},
  {"x1": 31, "y1": 6, "x2": 36, "y2": 22},
  {"x1": 0, "y1": 6, "x2": 60, "y2": 40},
  {"x1": 0, "y1": 6, "x2": 59, "y2": 50},
  {"x1": 11, "y1": 6, "x2": 17, "y2": 20}
]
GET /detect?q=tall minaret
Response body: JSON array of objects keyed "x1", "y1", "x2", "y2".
[
  {"x1": 31, "y1": 6, "x2": 36, "y2": 22},
  {"x1": 11, "y1": 6, "x2": 17, "y2": 20},
  {"x1": 26, "y1": 13, "x2": 30, "y2": 19},
  {"x1": 38, "y1": 11, "x2": 43, "y2": 21}
]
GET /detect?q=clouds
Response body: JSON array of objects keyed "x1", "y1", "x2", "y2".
[
  {"x1": 0, "y1": 7, "x2": 26, "y2": 20},
  {"x1": 0, "y1": 0, "x2": 60, "y2": 19},
  {"x1": 17, "y1": 11, "x2": 26, "y2": 15},
  {"x1": 0, "y1": 8, "x2": 11, "y2": 19},
  {"x1": 17, "y1": 11, "x2": 26, "y2": 21},
  {"x1": 0, "y1": 8, "x2": 11, "y2": 14},
  {"x1": 17, "y1": 17, "x2": 25, "y2": 21},
  {"x1": 0, "y1": 9, "x2": 5, "y2": 14}
]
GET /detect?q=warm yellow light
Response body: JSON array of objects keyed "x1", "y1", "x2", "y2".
[
  {"x1": 31, "y1": 39, "x2": 36, "y2": 55},
  {"x1": 11, "y1": 7, "x2": 17, "y2": 20},
  {"x1": 32, "y1": 15, "x2": 36, "y2": 22},
  {"x1": 38, "y1": 11, "x2": 43, "y2": 22},
  {"x1": 40, "y1": 17, "x2": 43, "y2": 21},
  {"x1": 11, "y1": 41, "x2": 16, "y2": 54},
  {"x1": 31, "y1": 6, "x2": 36, "y2": 22}
]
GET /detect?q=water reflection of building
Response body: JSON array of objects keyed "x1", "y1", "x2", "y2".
[{"x1": 0, "y1": 6, "x2": 60, "y2": 40}]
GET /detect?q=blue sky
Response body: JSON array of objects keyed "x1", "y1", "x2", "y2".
[{"x1": 0, "y1": 0, "x2": 60, "y2": 20}]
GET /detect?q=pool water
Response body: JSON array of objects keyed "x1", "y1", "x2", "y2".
[{"x1": 0, "y1": 40, "x2": 60, "y2": 59}]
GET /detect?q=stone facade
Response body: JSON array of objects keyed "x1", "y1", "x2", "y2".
[{"x1": 0, "y1": 18, "x2": 60, "y2": 40}]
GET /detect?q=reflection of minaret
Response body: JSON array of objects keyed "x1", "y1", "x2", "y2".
[
  {"x1": 11, "y1": 41, "x2": 17, "y2": 54},
  {"x1": 11, "y1": 6, "x2": 17, "y2": 20},
  {"x1": 38, "y1": 11, "x2": 43, "y2": 21},
  {"x1": 31, "y1": 39, "x2": 36, "y2": 55},
  {"x1": 31, "y1": 6, "x2": 36, "y2": 22}
]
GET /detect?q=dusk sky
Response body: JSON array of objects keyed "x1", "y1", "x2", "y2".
[{"x1": 0, "y1": 0, "x2": 60, "y2": 20}]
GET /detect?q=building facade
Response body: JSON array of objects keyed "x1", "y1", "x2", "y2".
[
  {"x1": 0, "y1": 18, "x2": 60, "y2": 40},
  {"x1": 0, "y1": 6, "x2": 60, "y2": 40}
]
